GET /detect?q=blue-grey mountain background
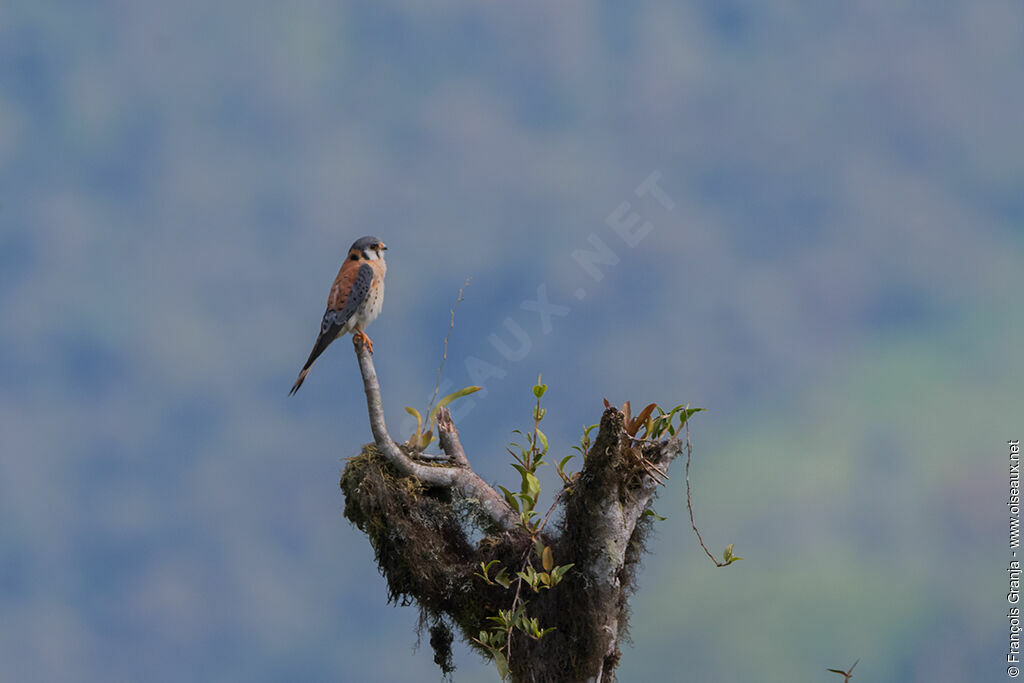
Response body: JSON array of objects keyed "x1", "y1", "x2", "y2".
[{"x1": 1, "y1": 2, "x2": 1021, "y2": 681}]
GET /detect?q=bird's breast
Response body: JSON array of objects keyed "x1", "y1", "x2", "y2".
[{"x1": 357, "y1": 277, "x2": 385, "y2": 326}]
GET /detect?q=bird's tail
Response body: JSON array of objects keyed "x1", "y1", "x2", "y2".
[
  {"x1": 289, "y1": 367, "x2": 310, "y2": 396},
  {"x1": 288, "y1": 331, "x2": 334, "y2": 396}
]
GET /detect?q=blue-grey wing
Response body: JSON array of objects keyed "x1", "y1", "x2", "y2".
[{"x1": 324, "y1": 263, "x2": 373, "y2": 334}]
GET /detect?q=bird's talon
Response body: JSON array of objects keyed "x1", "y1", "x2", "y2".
[{"x1": 352, "y1": 330, "x2": 375, "y2": 354}]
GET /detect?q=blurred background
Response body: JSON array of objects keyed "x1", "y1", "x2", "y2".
[{"x1": 1, "y1": 1, "x2": 1021, "y2": 681}]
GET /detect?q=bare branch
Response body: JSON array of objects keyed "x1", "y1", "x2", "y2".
[
  {"x1": 426, "y1": 277, "x2": 471, "y2": 418},
  {"x1": 353, "y1": 337, "x2": 518, "y2": 531},
  {"x1": 435, "y1": 407, "x2": 470, "y2": 468},
  {"x1": 537, "y1": 485, "x2": 569, "y2": 535},
  {"x1": 683, "y1": 416, "x2": 726, "y2": 567}
]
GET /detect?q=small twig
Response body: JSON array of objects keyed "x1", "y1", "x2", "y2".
[
  {"x1": 506, "y1": 570, "x2": 524, "y2": 662},
  {"x1": 414, "y1": 452, "x2": 454, "y2": 463},
  {"x1": 638, "y1": 455, "x2": 669, "y2": 484},
  {"x1": 684, "y1": 413, "x2": 725, "y2": 567},
  {"x1": 427, "y1": 277, "x2": 471, "y2": 419},
  {"x1": 436, "y1": 407, "x2": 470, "y2": 467},
  {"x1": 537, "y1": 485, "x2": 570, "y2": 535},
  {"x1": 625, "y1": 436, "x2": 670, "y2": 485},
  {"x1": 627, "y1": 435, "x2": 663, "y2": 444},
  {"x1": 827, "y1": 658, "x2": 859, "y2": 682},
  {"x1": 505, "y1": 545, "x2": 533, "y2": 666}
]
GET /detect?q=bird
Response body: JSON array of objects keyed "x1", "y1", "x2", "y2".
[{"x1": 289, "y1": 236, "x2": 387, "y2": 395}]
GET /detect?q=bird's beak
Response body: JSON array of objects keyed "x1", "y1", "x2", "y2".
[{"x1": 381, "y1": 244, "x2": 388, "y2": 251}]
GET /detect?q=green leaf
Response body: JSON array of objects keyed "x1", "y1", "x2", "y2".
[
  {"x1": 550, "y1": 563, "x2": 574, "y2": 582},
  {"x1": 511, "y1": 602, "x2": 527, "y2": 624},
  {"x1": 516, "y1": 500, "x2": 537, "y2": 524},
  {"x1": 497, "y1": 485, "x2": 520, "y2": 513},
  {"x1": 518, "y1": 566, "x2": 540, "y2": 588},
  {"x1": 678, "y1": 406, "x2": 704, "y2": 427},
  {"x1": 427, "y1": 385, "x2": 482, "y2": 427},
  {"x1": 507, "y1": 443, "x2": 528, "y2": 463},
  {"x1": 532, "y1": 378, "x2": 548, "y2": 401},
  {"x1": 722, "y1": 543, "x2": 744, "y2": 565},
  {"x1": 475, "y1": 559, "x2": 500, "y2": 582},
  {"x1": 542, "y1": 545, "x2": 554, "y2": 572},
  {"x1": 404, "y1": 406, "x2": 422, "y2": 433},
  {"x1": 494, "y1": 567, "x2": 511, "y2": 588},
  {"x1": 404, "y1": 406, "x2": 423, "y2": 445},
  {"x1": 494, "y1": 651, "x2": 509, "y2": 680},
  {"x1": 521, "y1": 471, "x2": 541, "y2": 503},
  {"x1": 644, "y1": 509, "x2": 667, "y2": 521},
  {"x1": 649, "y1": 412, "x2": 677, "y2": 439},
  {"x1": 558, "y1": 454, "x2": 575, "y2": 472},
  {"x1": 535, "y1": 428, "x2": 549, "y2": 453}
]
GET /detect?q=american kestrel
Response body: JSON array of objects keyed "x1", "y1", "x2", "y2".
[{"x1": 289, "y1": 236, "x2": 387, "y2": 395}]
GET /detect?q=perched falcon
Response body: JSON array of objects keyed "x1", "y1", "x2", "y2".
[{"x1": 289, "y1": 236, "x2": 387, "y2": 395}]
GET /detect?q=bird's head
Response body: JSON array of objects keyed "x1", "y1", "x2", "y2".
[{"x1": 349, "y1": 236, "x2": 388, "y2": 262}]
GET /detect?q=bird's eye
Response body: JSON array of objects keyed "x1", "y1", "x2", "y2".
[{"x1": 350, "y1": 254, "x2": 359, "y2": 261}]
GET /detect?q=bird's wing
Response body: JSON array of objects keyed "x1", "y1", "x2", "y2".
[
  {"x1": 289, "y1": 262, "x2": 374, "y2": 395},
  {"x1": 329, "y1": 260, "x2": 374, "y2": 327}
]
